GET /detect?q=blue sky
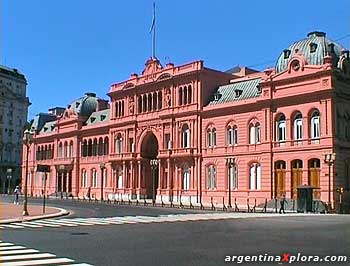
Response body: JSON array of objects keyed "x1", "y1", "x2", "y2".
[{"x1": 2, "y1": 0, "x2": 349, "y2": 118}]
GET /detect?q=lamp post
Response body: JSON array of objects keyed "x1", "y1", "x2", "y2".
[
  {"x1": 226, "y1": 158, "x2": 235, "y2": 208},
  {"x1": 6, "y1": 168, "x2": 13, "y2": 194},
  {"x1": 323, "y1": 153, "x2": 336, "y2": 210},
  {"x1": 150, "y1": 159, "x2": 159, "y2": 206},
  {"x1": 23, "y1": 129, "x2": 34, "y2": 216},
  {"x1": 100, "y1": 163, "x2": 105, "y2": 201}
]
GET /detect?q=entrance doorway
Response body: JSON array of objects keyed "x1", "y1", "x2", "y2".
[
  {"x1": 140, "y1": 132, "x2": 159, "y2": 199},
  {"x1": 291, "y1": 160, "x2": 303, "y2": 199},
  {"x1": 308, "y1": 159, "x2": 321, "y2": 199},
  {"x1": 275, "y1": 161, "x2": 286, "y2": 198}
]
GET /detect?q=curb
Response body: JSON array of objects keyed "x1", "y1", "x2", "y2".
[{"x1": 0, "y1": 207, "x2": 70, "y2": 224}]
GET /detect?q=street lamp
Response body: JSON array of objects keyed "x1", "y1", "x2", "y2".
[
  {"x1": 226, "y1": 158, "x2": 235, "y2": 208},
  {"x1": 150, "y1": 159, "x2": 159, "y2": 206},
  {"x1": 323, "y1": 153, "x2": 336, "y2": 210},
  {"x1": 100, "y1": 163, "x2": 105, "y2": 201},
  {"x1": 23, "y1": 129, "x2": 34, "y2": 216},
  {"x1": 6, "y1": 168, "x2": 13, "y2": 194}
]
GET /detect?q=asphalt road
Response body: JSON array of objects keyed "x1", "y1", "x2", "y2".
[{"x1": 1, "y1": 196, "x2": 350, "y2": 266}]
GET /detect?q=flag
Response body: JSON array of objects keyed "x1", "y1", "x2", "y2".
[{"x1": 149, "y1": 2, "x2": 155, "y2": 34}]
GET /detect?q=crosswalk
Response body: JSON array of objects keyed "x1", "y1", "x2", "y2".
[
  {"x1": 0, "y1": 240, "x2": 92, "y2": 265},
  {"x1": 0, "y1": 212, "x2": 306, "y2": 230}
]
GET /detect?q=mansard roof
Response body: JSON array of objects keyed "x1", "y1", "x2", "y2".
[
  {"x1": 31, "y1": 113, "x2": 57, "y2": 133},
  {"x1": 275, "y1": 31, "x2": 346, "y2": 73},
  {"x1": 85, "y1": 109, "x2": 110, "y2": 126},
  {"x1": 39, "y1": 120, "x2": 57, "y2": 134},
  {"x1": 207, "y1": 78, "x2": 261, "y2": 106}
]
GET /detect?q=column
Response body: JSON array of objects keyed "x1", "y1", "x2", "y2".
[
  {"x1": 137, "y1": 160, "x2": 141, "y2": 190},
  {"x1": 122, "y1": 161, "x2": 126, "y2": 193}
]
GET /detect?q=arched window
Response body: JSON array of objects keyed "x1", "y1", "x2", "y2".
[
  {"x1": 87, "y1": 139, "x2": 92, "y2": 157},
  {"x1": 92, "y1": 138, "x2": 98, "y2": 156},
  {"x1": 115, "y1": 102, "x2": 119, "y2": 117},
  {"x1": 310, "y1": 110, "x2": 320, "y2": 139},
  {"x1": 64, "y1": 141, "x2": 68, "y2": 158},
  {"x1": 293, "y1": 113, "x2": 303, "y2": 140},
  {"x1": 115, "y1": 134, "x2": 123, "y2": 154},
  {"x1": 91, "y1": 169, "x2": 98, "y2": 188},
  {"x1": 228, "y1": 163, "x2": 238, "y2": 189},
  {"x1": 121, "y1": 101, "x2": 124, "y2": 116},
  {"x1": 227, "y1": 125, "x2": 238, "y2": 146},
  {"x1": 104, "y1": 137, "x2": 109, "y2": 155},
  {"x1": 249, "y1": 123, "x2": 256, "y2": 144},
  {"x1": 37, "y1": 146, "x2": 41, "y2": 160},
  {"x1": 179, "y1": 87, "x2": 183, "y2": 105},
  {"x1": 143, "y1": 95, "x2": 147, "y2": 112},
  {"x1": 182, "y1": 164, "x2": 190, "y2": 191},
  {"x1": 207, "y1": 127, "x2": 216, "y2": 148},
  {"x1": 148, "y1": 94, "x2": 152, "y2": 112},
  {"x1": 69, "y1": 141, "x2": 73, "y2": 157},
  {"x1": 158, "y1": 91, "x2": 162, "y2": 109},
  {"x1": 207, "y1": 165, "x2": 216, "y2": 189},
  {"x1": 255, "y1": 122, "x2": 261, "y2": 144},
  {"x1": 98, "y1": 138, "x2": 103, "y2": 156},
  {"x1": 276, "y1": 114, "x2": 286, "y2": 142},
  {"x1": 58, "y1": 143, "x2": 62, "y2": 158},
  {"x1": 81, "y1": 169, "x2": 87, "y2": 188},
  {"x1": 249, "y1": 163, "x2": 261, "y2": 190},
  {"x1": 183, "y1": 86, "x2": 188, "y2": 105},
  {"x1": 152, "y1": 92, "x2": 157, "y2": 111},
  {"x1": 117, "y1": 166, "x2": 123, "y2": 189},
  {"x1": 188, "y1": 85, "x2": 192, "y2": 104},
  {"x1": 138, "y1": 96, "x2": 142, "y2": 113},
  {"x1": 181, "y1": 124, "x2": 190, "y2": 148},
  {"x1": 82, "y1": 140, "x2": 87, "y2": 157}
]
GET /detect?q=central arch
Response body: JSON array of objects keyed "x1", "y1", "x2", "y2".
[{"x1": 140, "y1": 132, "x2": 159, "y2": 199}]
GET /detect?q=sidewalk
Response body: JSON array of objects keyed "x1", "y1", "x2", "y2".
[{"x1": 0, "y1": 199, "x2": 69, "y2": 224}]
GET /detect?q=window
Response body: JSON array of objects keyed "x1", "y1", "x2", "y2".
[
  {"x1": 207, "y1": 127, "x2": 216, "y2": 148},
  {"x1": 81, "y1": 170, "x2": 87, "y2": 188},
  {"x1": 181, "y1": 124, "x2": 190, "y2": 148},
  {"x1": 276, "y1": 114, "x2": 286, "y2": 142},
  {"x1": 182, "y1": 165, "x2": 190, "y2": 191},
  {"x1": 115, "y1": 134, "x2": 123, "y2": 154},
  {"x1": 293, "y1": 113, "x2": 303, "y2": 140},
  {"x1": 117, "y1": 167, "x2": 123, "y2": 189},
  {"x1": 311, "y1": 110, "x2": 320, "y2": 139},
  {"x1": 249, "y1": 163, "x2": 261, "y2": 190},
  {"x1": 256, "y1": 123, "x2": 261, "y2": 144},
  {"x1": 91, "y1": 169, "x2": 98, "y2": 188},
  {"x1": 129, "y1": 138, "x2": 134, "y2": 152},
  {"x1": 249, "y1": 122, "x2": 260, "y2": 144},
  {"x1": 207, "y1": 165, "x2": 216, "y2": 189},
  {"x1": 58, "y1": 143, "x2": 63, "y2": 158},
  {"x1": 164, "y1": 134, "x2": 171, "y2": 150},
  {"x1": 228, "y1": 163, "x2": 238, "y2": 189}
]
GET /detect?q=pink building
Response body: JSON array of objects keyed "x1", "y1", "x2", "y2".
[{"x1": 22, "y1": 32, "x2": 350, "y2": 211}]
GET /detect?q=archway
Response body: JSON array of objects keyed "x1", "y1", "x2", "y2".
[{"x1": 140, "y1": 132, "x2": 159, "y2": 199}]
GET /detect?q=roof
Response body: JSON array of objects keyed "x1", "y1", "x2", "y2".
[
  {"x1": 0, "y1": 65, "x2": 26, "y2": 81},
  {"x1": 39, "y1": 120, "x2": 57, "y2": 134},
  {"x1": 66, "y1": 93, "x2": 99, "y2": 117},
  {"x1": 275, "y1": 31, "x2": 345, "y2": 73},
  {"x1": 85, "y1": 109, "x2": 110, "y2": 126},
  {"x1": 207, "y1": 78, "x2": 261, "y2": 106},
  {"x1": 31, "y1": 113, "x2": 57, "y2": 133}
]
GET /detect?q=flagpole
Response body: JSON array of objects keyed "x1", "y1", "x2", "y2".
[{"x1": 152, "y1": 2, "x2": 156, "y2": 59}]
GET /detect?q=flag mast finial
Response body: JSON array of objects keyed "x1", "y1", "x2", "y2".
[{"x1": 149, "y1": 2, "x2": 156, "y2": 59}]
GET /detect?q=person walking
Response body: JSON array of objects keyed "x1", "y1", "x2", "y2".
[
  {"x1": 279, "y1": 193, "x2": 287, "y2": 214},
  {"x1": 14, "y1": 186, "x2": 20, "y2": 205}
]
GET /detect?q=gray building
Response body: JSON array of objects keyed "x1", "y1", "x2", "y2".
[{"x1": 0, "y1": 65, "x2": 30, "y2": 193}]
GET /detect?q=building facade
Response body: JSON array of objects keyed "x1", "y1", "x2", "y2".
[
  {"x1": 23, "y1": 32, "x2": 350, "y2": 210},
  {"x1": 0, "y1": 65, "x2": 30, "y2": 193}
]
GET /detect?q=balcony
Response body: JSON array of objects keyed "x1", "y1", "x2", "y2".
[
  {"x1": 109, "y1": 152, "x2": 135, "y2": 161},
  {"x1": 54, "y1": 157, "x2": 75, "y2": 165},
  {"x1": 80, "y1": 155, "x2": 108, "y2": 163},
  {"x1": 171, "y1": 147, "x2": 195, "y2": 158}
]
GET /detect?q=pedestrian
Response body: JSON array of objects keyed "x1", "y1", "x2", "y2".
[
  {"x1": 14, "y1": 186, "x2": 20, "y2": 205},
  {"x1": 86, "y1": 187, "x2": 91, "y2": 200},
  {"x1": 279, "y1": 193, "x2": 287, "y2": 214}
]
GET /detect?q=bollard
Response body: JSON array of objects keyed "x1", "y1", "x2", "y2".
[
  {"x1": 211, "y1": 197, "x2": 215, "y2": 211},
  {"x1": 247, "y1": 198, "x2": 250, "y2": 213},
  {"x1": 222, "y1": 197, "x2": 227, "y2": 211},
  {"x1": 275, "y1": 198, "x2": 278, "y2": 213}
]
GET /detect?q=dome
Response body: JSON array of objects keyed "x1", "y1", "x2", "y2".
[
  {"x1": 65, "y1": 92, "x2": 99, "y2": 117},
  {"x1": 275, "y1": 31, "x2": 346, "y2": 73}
]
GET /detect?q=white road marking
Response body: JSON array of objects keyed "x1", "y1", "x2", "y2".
[
  {"x1": 1, "y1": 257, "x2": 74, "y2": 266},
  {"x1": 0, "y1": 252, "x2": 55, "y2": 261},
  {"x1": 0, "y1": 249, "x2": 39, "y2": 255},
  {"x1": 0, "y1": 243, "x2": 14, "y2": 247},
  {"x1": 11, "y1": 223, "x2": 42, "y2": 228},
  {"x1": 0, "y1": 246, "x2": 26, "y2": 251}
]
